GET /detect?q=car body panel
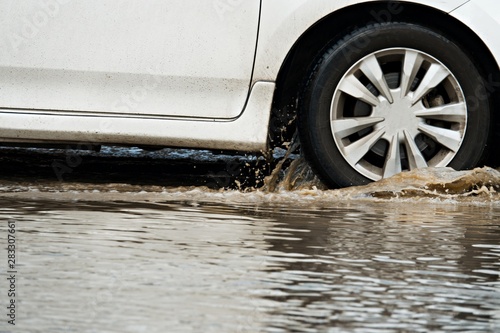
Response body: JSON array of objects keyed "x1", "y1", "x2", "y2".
[
  {"x1": 253, "y1": 0, "x2": 469, "y2": 82},
  {"x1": 450, "y1": 0, "x2": 500, "y2": 70},
  {"x1": 0, "y1": 0, "x2": 260, "y2": 119},
  {"x1": 0, "y1": 0, "x2": 497, "y2": 154}
]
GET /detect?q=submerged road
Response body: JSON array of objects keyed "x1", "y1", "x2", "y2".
[{"x1": 0, "y1": 146, "x2": 499, "y2": 333}]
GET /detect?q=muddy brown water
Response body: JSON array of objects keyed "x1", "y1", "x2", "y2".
[{"x1": 0, "y1": 147, "x2": 499, "y2": 332}]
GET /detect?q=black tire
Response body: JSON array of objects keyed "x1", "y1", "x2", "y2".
[{"x1": 299, "y1": 22, "x2": 492, "y2": 188}]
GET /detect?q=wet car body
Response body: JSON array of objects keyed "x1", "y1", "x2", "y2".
[{"x1": 0, "y1": 0, "x2": 499, "y2": 187}]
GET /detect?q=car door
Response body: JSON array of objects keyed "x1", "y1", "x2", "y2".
[{"x1": 0, "y1": 0, "x2": 260, "y2": 119}]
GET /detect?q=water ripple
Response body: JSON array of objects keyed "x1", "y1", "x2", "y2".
[{"x1": 0, "y1": 199, "x2": 498, "y2": 332}]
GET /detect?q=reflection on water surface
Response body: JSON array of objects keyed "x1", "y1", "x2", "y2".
[{"x1": 1, "y1": 198, "x2": 499, "y2": 332}]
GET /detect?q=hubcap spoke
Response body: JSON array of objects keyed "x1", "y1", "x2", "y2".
[
  {"x1": 360, "y1": 55, "x2": 394, "y2": 103},
  {"x1": 383, "y1": 132, "x2": 402, "y2": 178},
  {"x1": 411, "y1": 63, "x2": 450, "y2": 104},
  {"x1": 331, "y1": 117, "x2": 384, "y2": 139},
  {"x1": 414, "y1": 102, "x2": 467, "y2": 124},
  {"x1": 403, "y1": 130, "x2": 428, "y2": 169},
  {"x1": 400, "y1": 50, "x2": 424, "y2": 98},
  {"x1": 338, "y1": 74, "x2": 380, "y2": 106},
  {"x1": 343, "y1": 128, "x2": 385, "y2": 165},
  {"x1": 418, "y1": 123, "x2": 462, "y2": 152}
]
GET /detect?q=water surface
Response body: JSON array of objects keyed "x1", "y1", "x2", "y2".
[{"x1": 1, "y1": 198, "x2": 499, "y2": 332}]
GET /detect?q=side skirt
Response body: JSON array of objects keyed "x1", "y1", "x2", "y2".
[{"x1": 0, "y1": 82, "x2": 275, "y2": 152}]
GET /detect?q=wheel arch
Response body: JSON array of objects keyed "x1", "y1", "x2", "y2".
[{"x1": 270, "y1": 1, "x2": 500, "y2": 158}]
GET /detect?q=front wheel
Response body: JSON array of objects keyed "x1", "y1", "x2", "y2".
[{"x1": 299, "y1": 23, "x2": 492, "y2": 188}]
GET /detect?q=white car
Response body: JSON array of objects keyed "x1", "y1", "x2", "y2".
[{"x1": 0, "y1": 0, "x2": 498, "y2": 187}]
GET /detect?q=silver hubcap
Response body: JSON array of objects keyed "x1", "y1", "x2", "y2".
[{"x1": 330, "y1": 48, "x2": 467, "y2": 181}]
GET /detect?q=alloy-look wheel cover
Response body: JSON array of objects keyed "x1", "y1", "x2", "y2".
[{"x1": 330, "y1": 48, "x2": 467, "y2": 181}]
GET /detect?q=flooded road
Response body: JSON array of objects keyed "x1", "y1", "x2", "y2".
[{"x1": 0, "y1": 147, "x2": 499, "y2": 332}]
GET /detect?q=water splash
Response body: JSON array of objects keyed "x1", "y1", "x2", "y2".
[
  {"x1": 277, "y1": 156, "x2": 325, "y2": 191},
  {"x1": 262, "y1": 142, "x2": 500, "y2": 202},
  {"x1": 344, "y1": 166, "x2": 500, "y2": 200},
  {"x1": 262, "y1": 134, "x2": 326, "y2": 192}
]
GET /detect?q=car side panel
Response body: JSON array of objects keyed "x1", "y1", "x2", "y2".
[{"x1": 0, "y1": 0, "x2": 260, "y2": 119}]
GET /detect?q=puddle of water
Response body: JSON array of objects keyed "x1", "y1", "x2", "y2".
[
  {"x1": 0, "y1": 199, "x2": 499, "y2": 333},
  {"x1": 0, "y1": 146, "x2": 499, "y2": 332}
]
